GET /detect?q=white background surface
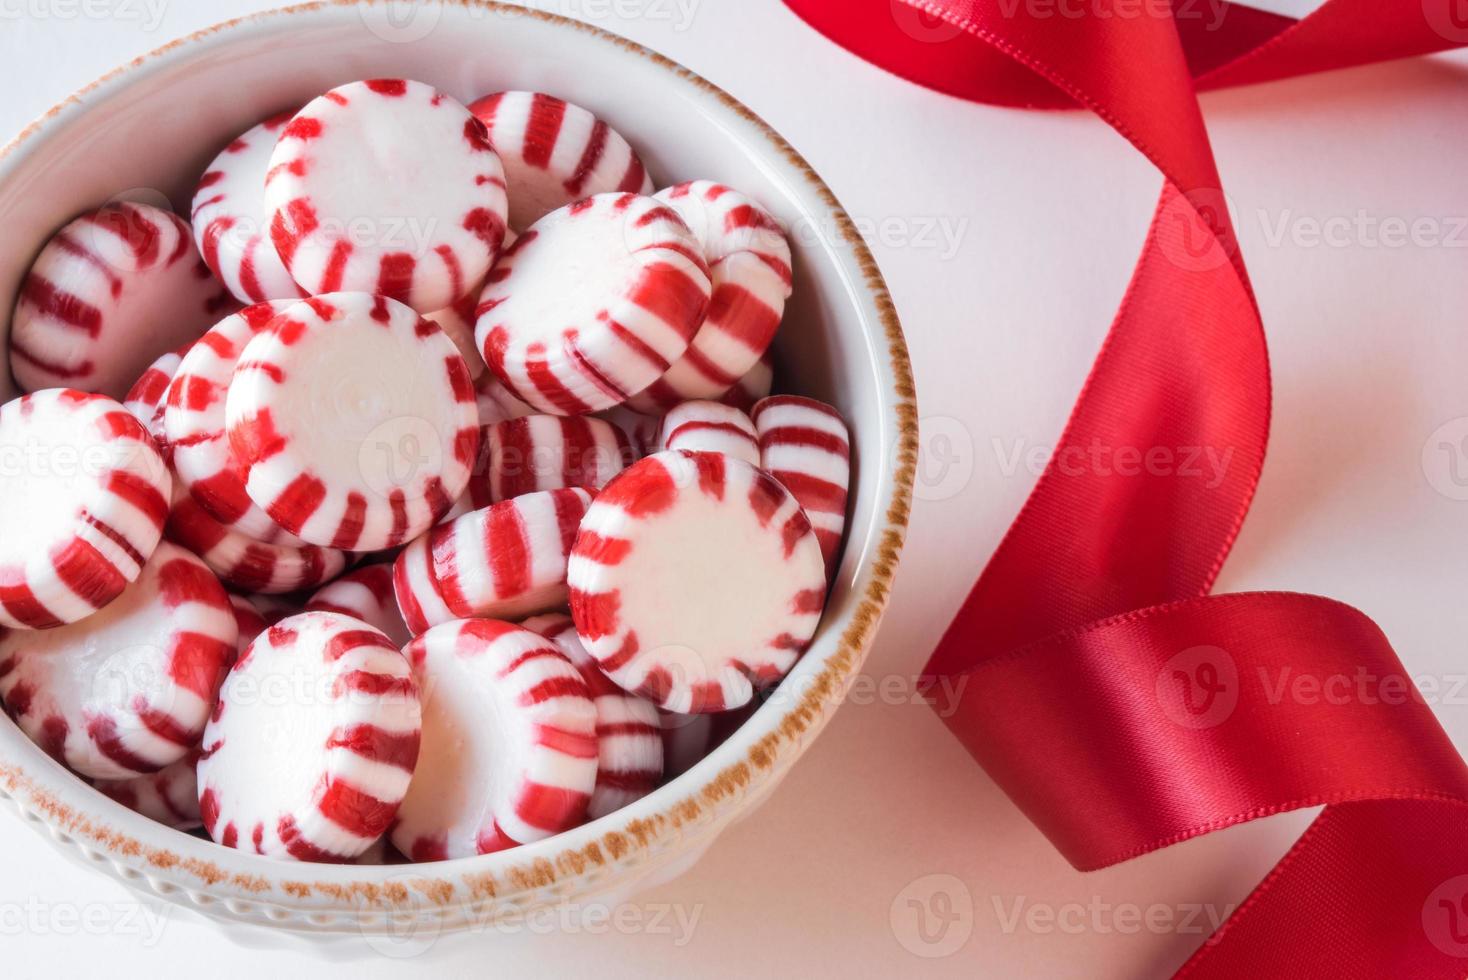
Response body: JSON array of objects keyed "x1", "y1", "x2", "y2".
[{"x1": 4, "y1": 1, "x2": 1468, "y2": 977}]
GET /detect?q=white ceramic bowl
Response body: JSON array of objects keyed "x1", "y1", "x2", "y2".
[{"x1": 0, "y1": 0, "x2": 916, "y2": 947}]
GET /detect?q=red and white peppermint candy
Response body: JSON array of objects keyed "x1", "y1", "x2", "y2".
[
  {"x1": 659, "y1": 400, "x2": 759, "y2": 466},
  {"x1": 166, "y1": 300, "x2": 299, "y2": 539},
  {"x1": 469, "y1": 91, "x2": 654, "y2": 231},
  {"x1": 392, "y1": 619, "x2": 596, "y2": 859},
  {"x1": 753, "y1": 396, "x2": 850, "y2": 573},
  {"x1": 625, "y1": 182, "x2": 791, "y2": 412},
  {"x1": 0, "y1": 390, "x2": 171, "y2": 629},
  {"x1": 197, "y1": 612, "x2": 421, "y2": 862},
  {"x1": 122, "y1": 345, "x2": 189, "y2": 442},
  {"x1": 191, "y1": 111, "x2": 310, "y2": 305},
  {"x1": 476, "y1": 414, "x2": 633, "y2": 506},
  {"x1": 475, "y1": 371, "x2": 536, "y2": 427},
  {"x1": 226, "y1": 293, "x2": 480, "y2": 551},
  {"x1": 393, "y1": 487, "x2": 592, "y2": 635},
  {"x1": 425, "y1": 290, "x2": 489, "y2": 382},
  {"x1": 717, "y1": 348, "x2": 774, "y2": 413},
  {"x1": 94, "y1": 747, "x2": 204, "y2": 831},
  {"x1": 265, "y1": 79, "x2": 507, "y2": 314},
  {"x1": 306, "y1": 564, "x2": 410, "y2": 649},
  {"x1": 476, "y1": 193, "x2": 711, "y2": 415},
  {"x1": 10, "y1": 203, "x2": 231, "y2": 399},
  {"x1": 166, "y1": 488, "x2": 349, "y2": 595},
  {"x1": 0, "y1": 542, "x2": 235, "y2": 779},
  {"x1": 524, "y1": 613, "x2": 662, "y2": 819},
  {"x1": 228, "y1": 593, "x2": 268, "y2": 656},
  {"x1": 569, "y1": 451, "x2": 825, "y2": 713}
]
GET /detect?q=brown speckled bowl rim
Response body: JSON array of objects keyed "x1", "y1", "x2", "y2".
[{"x1": 0, "y1": 0, "x2": 919, "y2": 918}]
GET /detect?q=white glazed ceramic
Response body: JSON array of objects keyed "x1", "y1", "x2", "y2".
[{"x1": 0, "y1": 0, "x2": 917, "y2": 949}]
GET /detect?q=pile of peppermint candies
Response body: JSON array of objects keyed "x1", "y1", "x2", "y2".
[{"x1": 0, "y1": 81, "x2": 851, "y2": 864}]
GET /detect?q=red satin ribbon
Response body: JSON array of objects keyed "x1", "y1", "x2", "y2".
[{"x1": 782, "y1": 0, "x2": 1468, "y2": 975}]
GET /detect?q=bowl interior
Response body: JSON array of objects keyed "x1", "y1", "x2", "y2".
[{"x1": 0, "y1": 2, "x2": 901, "y2": 884}]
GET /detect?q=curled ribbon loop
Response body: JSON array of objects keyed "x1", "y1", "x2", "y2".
[{"x1": 782, "y1": 0, "x2": 1468, "y2": 975}]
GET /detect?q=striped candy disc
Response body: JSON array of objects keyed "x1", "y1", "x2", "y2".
[
  {"x1": 265, "y1": 78, "x2": 508, "y2": 314},
  {"x1": 393, "y1": 487, "x2": 593, "y2": 635},
  {"x1": 476, "y1": 414, "x2": 634, "y2": 506},
  {"x1": 94, "y1": 746, "x2": 204, "y2": 831},
  {"x1": 226, "y1": 292, "x2": 481, "y2": 551},
  {"x1": 524, "y1": 613, "x2": 662, "y2": 819},
  {"x1": 166, "y1": 487, "x2": 349, "y2": 595},
  {"x1": 469, "y1": 91, "x2": 654, "y2": 231},
  {"x1": 197, "y1": 611, "x2": 421, "y2": 862},
  {"x1": 752, "y1": 396, "x2": 850, "y2": 574},
  {"x1": 10, "y1": 202, "x2": 232, "y2": 399},
  {"x1": 475, "y1": 192, "x2": 711, "y2": 415},
  {"x1": 659, "y1": 400, "x2": 760, "y2": 466},
  {"x1": 568, "y1": 451, "x2": 826, "y2": 714},
  {"x1": 166, "y1": 300, "x2": 301, "y2": 539},
  {"x1": 306, "y1": 563, "x2": 411, "y2": 649},
  {"x1": 0, "y1": 541, "x2": 236, "y2": 779},
  {"x1": 625, "y1": 182, "x2": 792, "y2": 412},
  {"x1": 191, "y1": 110, "x2": 310, "y2": 305},
  {"x1": 123, "y1": 344, "x2": 190, "y2": 443},
  {"x1": 0, "y1": 389, "x2": 172, "y2": 629},
  {"x1": 392, "y1": 619, "x2": 597, "y2": 859}
]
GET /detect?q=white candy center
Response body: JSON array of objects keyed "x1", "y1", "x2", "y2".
[
  {"x1": 616, "y1": 484, "x2": 793, "y2": 679},
  {"x1": 504, "y1": 211, "x2": 641, "y2": 343},
  {"x1": 275, "y1": 320, "x2": 456, "y2": 501},
  {"x1": 308, "y1": 94, "x2": 482, "y2": 248},
  {"x1": 219, "y1": 125, "x2": 275, "y2": 233},
  {"x1": 0, "y1": 407, "x2": 118, "y2": 555},
  {"x1": 219, "y1": 633, "x2": 342, "y2": 811},
  {"x1": 411, "y1": 656, "x2": 517, "y2": 843}
]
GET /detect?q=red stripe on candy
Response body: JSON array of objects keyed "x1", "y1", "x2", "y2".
[
  {"x1": 522, "y1": 93, "x2": 567, "y2": 169},
  {"x1": 267, "y1": 473, "x2": 328, "y2": 534},
  {"x1": 565, "y1": 120, "x2": 609, "y2": 197},
  {"x1": 485, "y1": 498, "x2": 530, "y2": 601},
  {"x1": 86, "y1": 713, "x2": 158, "y2": 775},
  {"x1": 277, "y1": 814, "x2": 345, "y2": 863},
  {"x1": 513, "y1": 780, "x2": 590, "y2": 833},
  {"x1": 316, "y1": 778, "x2": 398, "y2": 842},
  {"x1": 326, "y1": 723, "x2": 420, "y2": 772}
]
